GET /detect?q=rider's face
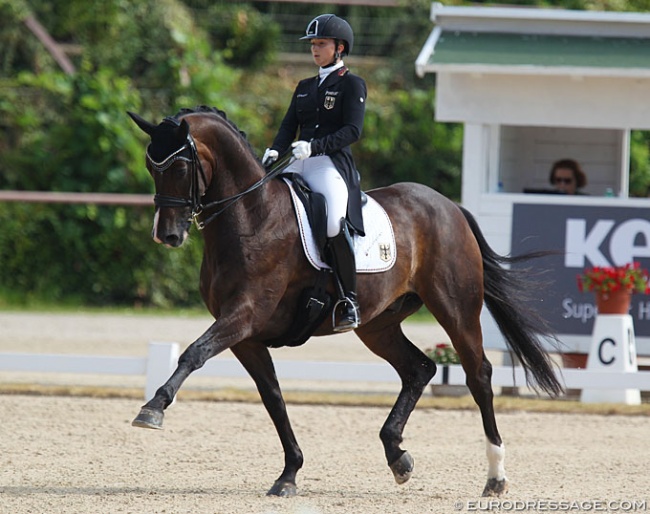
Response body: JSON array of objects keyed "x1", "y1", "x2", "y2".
[{"x1": 310, "y1": 39, "x2": 342, "y2": 67}]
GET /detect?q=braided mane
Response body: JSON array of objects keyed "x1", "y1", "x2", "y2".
[
  {"x1": 172, "y1": 105, "x2": 259, "y2": 161},
  {"x1": 174, "y1": 105, "x2": 248, "y2": 140}
]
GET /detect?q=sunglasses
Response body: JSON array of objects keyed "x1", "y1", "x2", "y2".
[{"x1": 553, "y1": 177, "x2": 574, "y2": 185}]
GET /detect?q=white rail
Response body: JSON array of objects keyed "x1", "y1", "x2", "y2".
[{"x1": 1, "y1": 342, "x2": 649, "y2": 402}]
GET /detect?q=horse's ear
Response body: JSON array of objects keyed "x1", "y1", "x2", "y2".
[
  {"x1": 127, "y1": 111, "x2": 156, "y2": 136},
  {"x1": 179, "y1": 119, "x2": 190, "y2": 139}
]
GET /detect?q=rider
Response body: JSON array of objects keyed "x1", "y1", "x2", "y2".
[{"x1": 263, "y1": 14, "x2": 366, "y2": 332}]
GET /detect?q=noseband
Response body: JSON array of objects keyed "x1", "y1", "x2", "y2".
[{"x1": 147, "y1": 122, "x2": 292, "y2": 230}]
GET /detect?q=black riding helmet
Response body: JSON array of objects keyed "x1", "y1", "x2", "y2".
[{"x1": 300, "y1": 14, "x2": 354, "y2": 56}]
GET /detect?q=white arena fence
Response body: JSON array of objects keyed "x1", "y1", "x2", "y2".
[
  {"x1": 2, "y1": 193, "x2": 648, "y2": 402},
  {"x1": 1, "y1": 342, "x2": 650, "y2": 403}
]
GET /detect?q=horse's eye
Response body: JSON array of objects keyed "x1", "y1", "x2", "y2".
[{"x1": 173, "y1": 165, "x2": 189, "y2": 177}]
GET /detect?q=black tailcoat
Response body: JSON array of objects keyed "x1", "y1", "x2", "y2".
[{"x1": 271, "y1": 67, "x2": 367, "y2": 235}]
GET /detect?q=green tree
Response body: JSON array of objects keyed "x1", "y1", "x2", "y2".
[
  {"x1": 0, "y1": 0, "x2": 648, "y2": 308},
  {"x1": 0, "y1": 0, "x2": 227, "y2": 306},
  {"x1": 629, "y1": 131, "x2": 650, "y2": 197},
  {"x1": 358, "y1": 88, "x2": 462, "y2": 199}
]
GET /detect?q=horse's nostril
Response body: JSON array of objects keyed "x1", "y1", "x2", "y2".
[{"x1": 164, "y1": 234, "x2": 180, "y2": 247}]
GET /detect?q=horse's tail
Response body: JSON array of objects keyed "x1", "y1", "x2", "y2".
[{"x1": 459, "y1": 205, "x2": 563, "y2": 397}]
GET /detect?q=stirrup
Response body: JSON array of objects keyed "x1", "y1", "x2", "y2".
[{"x1": 332, "y1": 297, "x2": 360, "y2": 333}]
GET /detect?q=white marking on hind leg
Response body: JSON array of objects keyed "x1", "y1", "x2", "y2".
[{"x1": 486, "y1": 439, "x2": 507, "y2": 481}]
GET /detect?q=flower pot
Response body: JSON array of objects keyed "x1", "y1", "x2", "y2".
[
  {"x1": 430, "y1": 384, "x2": 469, "y2": 397},
  {"x1": 596, "y1": 289, "x2": 632, "y2": 314},
  {"x1": 430, "y1": 365, "x2": 469, "y2": 397},
  {"x1": 561, "y1": 352, "x2": 588, "y2": 369}
]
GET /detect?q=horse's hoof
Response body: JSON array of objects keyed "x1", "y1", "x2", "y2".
[
  {"x1": 132, "y1": 407, "x2": 164, "y2": 429},
  {"x1": 389, "y1": 451, "x2": 414, "y2": 485},
  {"x1": 482, "y1": 478, "x2": 509, "y2": 497},
  {"x1": 267, "y1": 479, "x2": 297, "y2": 497}
]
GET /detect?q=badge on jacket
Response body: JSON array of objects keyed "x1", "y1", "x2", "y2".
[{"x1": 324, "y1": 94, "x2": 336, "y2": 110}]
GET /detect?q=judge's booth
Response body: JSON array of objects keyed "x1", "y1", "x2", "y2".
[{"x1": 416, "y1": 3, "x2": 650, "y2": 360}]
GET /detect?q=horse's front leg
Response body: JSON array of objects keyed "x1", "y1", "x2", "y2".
[
  {"x1": 132, "y1": 320, "x2": 228, "y2": 429},
  {"x1": 230, "y1": 340, "x2": 303, "y2": 497}
]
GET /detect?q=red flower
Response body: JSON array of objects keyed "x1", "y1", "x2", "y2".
[
  {"x1": 577, "y1": 262, "x2": 650, "y2": 295},
  {"x1": 426, "y1": 344, "x2": 460, "y2": 365}
]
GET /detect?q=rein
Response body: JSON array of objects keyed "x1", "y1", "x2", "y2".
[
  {"x1": 148, "y1": 131, "x2": 293, "y2": 230},
  {"x1": 197, "y1": 150, "x2": 293, "y2": 229}
]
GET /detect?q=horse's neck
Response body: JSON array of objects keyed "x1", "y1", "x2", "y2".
[
  {"x1": 201, "y1": 177, "x2": 291, "y2": 282},
  {"x1": 201, "y1": 123, "x2": 264, "y2": 199},
  {"x1": 199, "y1": 122, "x2": 287, "y2": 243}
]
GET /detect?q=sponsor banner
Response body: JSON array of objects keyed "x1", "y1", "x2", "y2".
[{"x1": 511, "y1": 203, "x2": 650, "y2": 337}]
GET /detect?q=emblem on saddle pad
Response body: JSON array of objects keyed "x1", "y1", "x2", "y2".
[{"x1": 379, "y1": 243, "x2": 392, "y2": 262}]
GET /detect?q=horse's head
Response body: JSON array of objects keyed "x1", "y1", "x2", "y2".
[{"x1": 128, "y1": 111, "x2": 210, "y2": 247}]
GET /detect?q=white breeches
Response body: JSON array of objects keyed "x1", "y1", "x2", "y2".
[{"x1": 284, "y1": 155, "x2": 349, "y2": 238}]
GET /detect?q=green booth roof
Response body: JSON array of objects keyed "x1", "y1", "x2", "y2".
[{"x1": 420, "y1": 31, "x2": 650, "y2": 75}]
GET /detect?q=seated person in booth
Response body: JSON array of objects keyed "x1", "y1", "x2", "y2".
[{"x1": 549, "y1": 158, "x2": 588, "y2": 195}]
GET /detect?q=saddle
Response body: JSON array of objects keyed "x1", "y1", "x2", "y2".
[
  {"x1": 264, "y1": 175, "x2": 396, "y2": 349},
  {"x1": 286, "y1": 178, "x2": 396, "y2": 273}
]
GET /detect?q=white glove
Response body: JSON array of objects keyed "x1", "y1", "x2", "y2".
[
  {"x1": 291, "y1": 141, "x2": 311, "y2": 160},
  {"x1": 262, "y1": 148, "x2": 278, "y2": 166}
]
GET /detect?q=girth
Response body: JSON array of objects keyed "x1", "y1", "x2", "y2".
[{"x1": 264, "y1": 269, "x2": 332, "y2": 348}]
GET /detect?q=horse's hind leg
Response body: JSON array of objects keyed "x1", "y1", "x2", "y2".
[
  {"x1": 355, "y1": 322, "x2": 436, "y2": 485},
  {"x1": 426, "y1": 296, "x2": 508, "y2": 497},
  {"x1": 465, "y1": 351, "x2": 508, "y2": 497}
]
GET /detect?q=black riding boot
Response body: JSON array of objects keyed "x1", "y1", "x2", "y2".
[{"x1": 325, "y1": 219, "x2": 360, "y2": 332}]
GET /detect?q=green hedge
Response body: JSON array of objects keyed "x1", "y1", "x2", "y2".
[
  {"x1": 0, "y1": 202, "x2": 203, "y2": 307},
  {"x1": 2, "y1": 0, "x2": 646, "y2": 308}
]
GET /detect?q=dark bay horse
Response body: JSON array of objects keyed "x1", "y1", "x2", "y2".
[{"x1": 127, "y1": 106, "x2": 562, "y2": 498}]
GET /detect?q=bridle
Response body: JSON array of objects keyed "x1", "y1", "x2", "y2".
[
  {"x1": 146, "y1": 123, "x2": 292, "y2": 230},
  {"x1": 147, "y1": 133, "x2": 206, "y2": 225}
]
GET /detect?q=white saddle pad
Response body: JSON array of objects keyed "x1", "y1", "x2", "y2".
[{"x1": 284, "y1": 178, "x2": 397, "y2": 273}]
